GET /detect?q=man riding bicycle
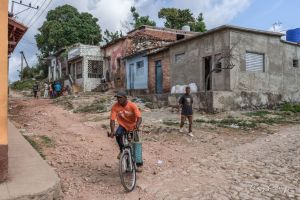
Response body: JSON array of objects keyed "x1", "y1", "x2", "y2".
[{"x1": 108, "y1": 91, "x2": 143, "y2": 172}]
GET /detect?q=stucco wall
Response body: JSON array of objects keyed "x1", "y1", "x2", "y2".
[
  {"x1": 169, "y1": 30, "x2": 230, "y2": 91},
  {"x1": 229, "y1": 30, "x2": 300, "y2": 108},
  {"x1": 125, "y1": 54, "x2": 148, "y2": 90}
]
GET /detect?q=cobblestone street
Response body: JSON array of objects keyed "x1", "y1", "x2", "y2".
[{"x1": 141, "y1": 125, "x2": 300, "y2": 200}]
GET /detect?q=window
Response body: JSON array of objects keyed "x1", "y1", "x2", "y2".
[
  {"x1": 175, "y1": 53, "x2": 185, "y2": 63},
  {"x1": 88, "y1": 60, "x2": 103, "y2": 78},
  {"x1": 76, "y1": 61, "x2": 83, "y2": 79},
  {"x1": 293, "y1": 59, "x2": 299, "y2": 68},
  {"x1": 136, "y1": 61, "x2": 144, "y2": 76},
  {"x1": 245, "y1": 52, "x2": 264, "y2": 72},
  {"x1": 176, "y1": 34, "x2": 185, "y2": 40}
]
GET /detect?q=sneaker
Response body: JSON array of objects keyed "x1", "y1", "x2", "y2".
[
  {"x1": 179, "y1": 128, "x2": 184, "y2": 133},
  {"x1": 187, "y1": 132, "x2": 194, "y2": 137},
  {"x1": 117, "y1": 152, "x2": 122, "y2": 159}
]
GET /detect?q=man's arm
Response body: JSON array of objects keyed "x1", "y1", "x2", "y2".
[
  {"x1": 109, "y1": 120, "x2": 115, "y2": 137},
  {"x1": 136, "y1": 117, "x2": 142, "y2": 130}
]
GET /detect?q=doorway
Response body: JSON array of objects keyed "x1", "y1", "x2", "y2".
[
  {"x1": 204, "y1": 56, "x2": 212, "y2": 91},
  {"x1": 155, "y1": 60, "x2": 163, "y2": 94}
]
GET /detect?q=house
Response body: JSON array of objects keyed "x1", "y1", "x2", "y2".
[
  {"x1": 150, "y1": 25, "x2": 300, "y2": 111},
  {"x1": 101, "y1": 25, "x2": 196, "y2": 90},
  {"x1": 65, "y1": 43, "x2": 104, "y2": 92},
  {"x1": 48, "y1": 48, "x2": 67, "y2": 82}
]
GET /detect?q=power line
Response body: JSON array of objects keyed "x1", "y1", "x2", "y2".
[
  {"x1": 25, "y1": 0, "x2": 48, "y2": 26},
  {"x1": 27, "y1": 0, "x2": 51, "y2": 28},
  {"x1": 28, "y1": 0, "x2": 53, "y2": 28},
  {"x1": 22, "y1": 0, "x2": 40, "y2": 24}
]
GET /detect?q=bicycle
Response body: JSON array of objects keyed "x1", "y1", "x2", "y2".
[{"x1": 108, "y1": 130, "x2": 139, "y2": 192}]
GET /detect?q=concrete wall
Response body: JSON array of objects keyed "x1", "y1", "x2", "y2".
[
  {"x1": 148, "y1": 50, "x2": 171, "y2": 93},
  {"x1": 82, "y1": 56, "x2": 103, "y2": 92},
  {"x1": 125, "y1": 54, "x2": 148, "y2": 90},
  {"x1": 68, "y1": 44, "x2": 104, "y2": 92},
  {"x1": 169, "y1": 30, "x2": 231, "y2": 91},
  {"x1": 229, "y1": 30, "x2": 300, "y2": 108}
]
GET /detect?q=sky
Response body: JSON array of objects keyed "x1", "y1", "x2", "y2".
[{"x1": 8, "y1": 0, "x2": 300, "y2": 82}]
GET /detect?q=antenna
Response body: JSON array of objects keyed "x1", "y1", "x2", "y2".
[{"x1": 272, "y1": 21, "x2": 282, "y2": 32}]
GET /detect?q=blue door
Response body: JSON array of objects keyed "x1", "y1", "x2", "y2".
[
  {"x1": 129, "y1": 64, "x2": 135, "y2": 89},
  {"x1": 155, "y1": 61, "x2": 163, "y2": 94}
]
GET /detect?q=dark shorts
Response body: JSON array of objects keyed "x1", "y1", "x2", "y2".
[{"x1": 181, "y1": 107, "x2": 193, "y2": 116}]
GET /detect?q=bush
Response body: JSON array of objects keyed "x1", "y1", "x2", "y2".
[
  {"x1": 11, "y1": 79, "x2": 36, "y2": 91},
  {"x1": 281, "y1": 103, "x2": 300, "y2": 113}
]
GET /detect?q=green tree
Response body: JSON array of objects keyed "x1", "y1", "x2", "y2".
[
  {"x1": 130, "y1": 6, "x2": 156, "y2": 28},
  {"x1": 158, "y1": 8, "x2": 206, "y2": 32},
  {"x1": 189, "y1": 13, "x2": 206, "y2": 32},
  {"x1": 35, "y1": 5, "x2": 102, "y2": 57},
  {"x1": 103, "y1": 29, "x2": 123, "y2": 44}
]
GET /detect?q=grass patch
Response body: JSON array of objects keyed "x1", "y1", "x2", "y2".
[
  {"x1": 245, "y1": 110, "x2": 270, "y2": 117},
  {"x1": 23, "y1": 135, "x2": 55, "y2": 159},
  {"x1": 163, "y1": 120, "x2": 180, "y2": 126},
  {"x1": 39, "y1": 135, "x2": 54, "y2": 147},
  {"x1": 74, "y1": 100, "x2": 107, "y2": 113},
  {"x1": 280, "y1": 103, "x2": 300, "y2": 113}
]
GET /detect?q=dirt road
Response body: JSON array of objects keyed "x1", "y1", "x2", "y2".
[{"x1": 8, "y1": 93, "x2": 300, "y2": 200}]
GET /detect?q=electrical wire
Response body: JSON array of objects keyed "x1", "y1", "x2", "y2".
[
  {"x1": 26, "y1": 0, "x2": 49, "y2": 27},
  {"x1": 22, "y1": 0, "x2": 40, "y2": 24},
  {"x1": 28, "y1": 0, "x2": 54, "y2": 28}
]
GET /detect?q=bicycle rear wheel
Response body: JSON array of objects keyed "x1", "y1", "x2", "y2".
[{"x1": 119, "y1": 150, "x2": 136, "y2": 192}]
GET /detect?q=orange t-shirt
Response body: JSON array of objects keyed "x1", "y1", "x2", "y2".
[{"x1": 110, "y1": 101, "x2": 141, "y2": 131}]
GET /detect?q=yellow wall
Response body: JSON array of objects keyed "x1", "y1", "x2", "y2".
[{"x1": 0, "y1": 1, "x2": 8, "y2": 145}]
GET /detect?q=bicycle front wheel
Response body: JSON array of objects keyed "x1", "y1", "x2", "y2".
[{"x1": 119, "y1": 150, "x2": 136, "y2": 192}]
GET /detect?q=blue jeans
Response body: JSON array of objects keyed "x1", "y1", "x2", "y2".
[{"x1": 115, "y1": 126, "x2": 126, "y2": 152}]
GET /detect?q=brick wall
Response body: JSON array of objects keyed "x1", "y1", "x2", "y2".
[{"x1": 148, "y1": 49, "x2": 171, "y2": 94}]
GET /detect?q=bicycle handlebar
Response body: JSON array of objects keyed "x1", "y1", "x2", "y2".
[{"x1": 107, "y1": 129, "x2": 139, "y2": 138}]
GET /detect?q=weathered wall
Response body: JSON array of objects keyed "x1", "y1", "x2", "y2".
[
  {"x1": 148, "y1": 50, "x2": 171, "y2": 94},
  {"x1": 125, "y1": 54, "x2": 148, "y2": 90},
  {"x1": 169, "y1": 30, "x2": 231, "y2": 91},
  {"x1": 102, "y1": 40, "x2": 128, "y2": 89},
  {"x1": 68, "y1": 44, "x2": 103, "y2": 92},
  {"x1": 102, "y1": 27, "x2": 196, "y2": 89},
  {"x1": 229, "y1": 30, "x2": 300, "y2": 108}
]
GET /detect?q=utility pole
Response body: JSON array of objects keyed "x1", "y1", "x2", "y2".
[
  {"x1": 20, "y1": 51, "x2": 23, "y2": 80},
  {"x1": 10, "y1": 0, "x2": 39, "y2": 17},
  {"x1": 0, "y1": 0, "x2": 9, "y2": 182},
  {"x1": 20, "y1": 51, "x2": 29, "y2": 80}
]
